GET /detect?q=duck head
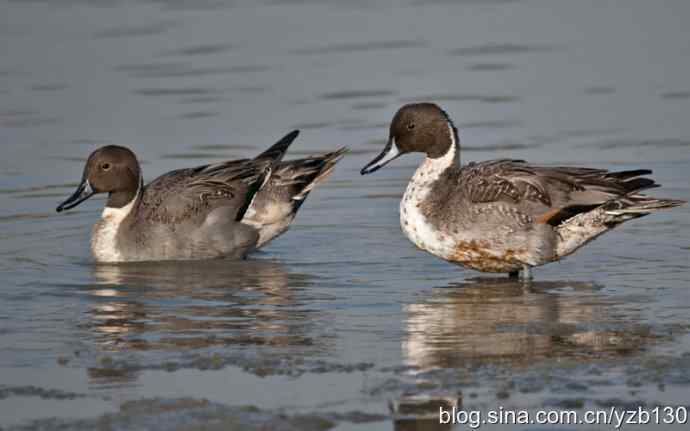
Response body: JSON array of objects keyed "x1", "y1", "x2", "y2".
[
  {"x1": 56, "y1": 145, "x2": 141, "y2": 212},
  {"x1": 361, "y1": 103, "x2": 458, "y2": 175}
]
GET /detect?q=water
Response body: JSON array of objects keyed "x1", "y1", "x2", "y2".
[{"x1": 1, "y1": 0, "x2": 689, "y2": 429}]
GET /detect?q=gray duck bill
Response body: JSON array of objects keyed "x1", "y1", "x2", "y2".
[
  {"x1": 360, "y1": 138, "x2": 401, "y2": 175},
  {"x1": 56, "y1": 180, "x2": 95, "y2": 212}
]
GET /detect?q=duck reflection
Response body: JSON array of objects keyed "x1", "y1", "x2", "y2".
[
  {"x1": 391, "y1": 394, "x2": 459, "y2": 431},
  {"x1": 84, "y1": 259, "x2": 326, "y2": 381},
  {"x1": 403, "y1": 278, "x2": 653, "y2": 370}
]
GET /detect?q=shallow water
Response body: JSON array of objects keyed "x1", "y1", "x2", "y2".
[{"x1": 1, "y1": 0, "x2": 689, "y2": 429}]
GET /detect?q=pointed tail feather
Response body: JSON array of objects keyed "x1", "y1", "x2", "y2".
[
  {"x1": 254, "y1": 130, "x2": 300, "y2": 163},
  {"x1": 620, "y1": 177, "x2": 659, "y2": 194},
  {"x1": 604, "y1": 196, "x2": 686, "y2": 216},
  {"x1": 605, "y1": 169, "x2": 652, "y2": 180},
  {"x1": 291, "y1": 147, "x2": 348, "y2": 200},
  {"x1": 556, "y1": 195, "x2": 684, "y2": 259},
  {"x1": 234, "y1": 130, "x2": 299, "y2": 222}
]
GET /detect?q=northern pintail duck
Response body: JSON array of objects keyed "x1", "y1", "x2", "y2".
[
  {"x1": 361, "y1": 103, "x2": 685, "y2": 278},
  {"x1": 57, "y1": 131, "x2": 346, "y2": 262}
]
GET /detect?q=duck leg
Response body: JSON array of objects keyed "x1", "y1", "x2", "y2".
[
  {"x1": 520, "y1": 265, "x2": 533, "y2": 280},
  {"x1": 508, "y1": 270, "x2": 519, "y2": 279}
]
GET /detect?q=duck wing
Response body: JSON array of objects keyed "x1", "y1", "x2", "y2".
[
  {"x1": 136, "y1": 130, "x2": 301, "y2": 225},
  {"x1": 137, "y1": 159, "x2": 270, "y2": 224},
  {"x1": 458, "y1": 159, "x2": 658, "y2": 225}
]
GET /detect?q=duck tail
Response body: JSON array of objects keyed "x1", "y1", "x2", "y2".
[
  {"x1": 242, "y1": 130, "x2": 301, "y2": 217},
  {"x1": 603, "y1": 195, "x2": 686, "y2": 220},
  {"x1": 290, "y1": 147, "x2": 348, "y2": 201},
  {"x1": 555, "y1": 194, "x2": 685, "y2": 259},
  {"x1": 241, "y1": 147, "x2": 347, "y2": 247},
  {"x1": 254, "y1": 130, "x2": 300, "y2": 164}
]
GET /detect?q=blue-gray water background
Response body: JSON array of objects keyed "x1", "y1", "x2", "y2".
[{"x1": 1, "y1": 0, "x2": 689, "y2": 429}]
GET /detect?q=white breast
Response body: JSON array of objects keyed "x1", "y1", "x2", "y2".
[
  {"x1": 91, "y1": 197, "x2": 137, "y2": 263},
  {"x1": 400, "y1": 163, "x2": 453, "y2": 259},
  {"x1": 400, "y1": 125, "x2": 459, "y2": 259}
]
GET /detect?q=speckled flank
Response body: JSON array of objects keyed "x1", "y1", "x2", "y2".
[
  {"x1": 450, "y1": 239, "x2": 526, "y2": 273},
  {"x1": 400, "y1": 123, "x2": 546, "y2": 271}
]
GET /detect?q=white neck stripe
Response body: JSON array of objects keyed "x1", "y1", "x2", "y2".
[{"x1": 93, "y1": 179, "x2": 142, "y2": 262}]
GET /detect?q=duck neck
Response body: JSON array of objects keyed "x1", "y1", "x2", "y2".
[
  {"x1": 103, "y1": 178, "x2": 142, "y2": 221},
  {"x1": 414, "y1": 122, "x2": 460, "y2": 185},
  {"x1": 92, "y1": 179, "x2": 143, "y2": 263}
]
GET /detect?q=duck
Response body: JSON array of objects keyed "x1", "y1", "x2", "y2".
[
  {"x1": 361, "y1": 103, "x2": 685, "y2": 279},
  {"x1": 56, "y1": 130, "x2": 346, "y2": 262}
]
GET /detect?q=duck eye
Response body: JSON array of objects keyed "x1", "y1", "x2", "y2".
[
  {"x1": 407, "y1": 123, "x2": 415, "y2": 130},
  {"x1": 101, "y1": 163, "x2": 111, "y2": 171}
]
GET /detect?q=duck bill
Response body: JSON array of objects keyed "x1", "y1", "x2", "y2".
[
  {"x1": 360, "y1": 138, "x2": 401, "y2": 175},
  {"x1": 56, "y1": 180, "x2": 95, "y2": 212}
]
